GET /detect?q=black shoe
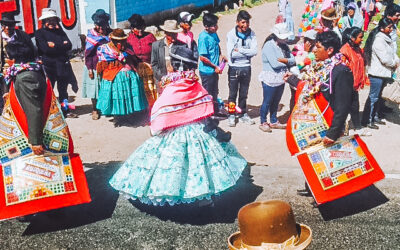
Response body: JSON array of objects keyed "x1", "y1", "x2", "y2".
[
  {"x1": 203, "y1": 118, "x2": 219, "y2": 133},
  {"x1": 297, "y1": 189, "x2": 312, "y2": 197},
  {"x1": 374, "y1": 117, "x2": 386, "y2": 125},
  {"x1": 215, "y1": 127, "x2": 231, "y2": 142},
  {"x1": 367, "y1": 123, "x2": 379, "y2": 129},
  {"x1": 214, "y1": 112, "x2": 227, "y2": 118}
]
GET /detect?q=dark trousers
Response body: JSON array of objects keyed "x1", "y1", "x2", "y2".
[
  {"x1": 228, "y1": 66, "x2": 251, "y2": 114},
  {"x1": 289, "y1": 87, "x2": 296, "y2": 114},
  {"x1": 44, "y1": 64, "x2": 69, "y2": 102},
  {"x1": 200, "y1": 72, "x2": 219, "y2": 113},
  {"x1": 14, "y1": 71, "x2": 47, "y2": 145},
  {"x1": 350, "y1": 90, "x2": 361, "y2": 129}
]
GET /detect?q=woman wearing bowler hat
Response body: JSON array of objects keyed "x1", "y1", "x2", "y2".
[
  {"x1": 1, "y1": 12, "x2": 35, "y2": 111},
  {"x1": 109, "y1": 45, "x2": 246, "y2": 206},
  {"x1": 127, "y1": 14, "x2": 157, "y2": 106},
  {"x1": 96, "y1": 28, "x2": 148, "y2": 126},
  {"x1": 82, "y1": 9, "x2": 112, "y2": 120}
]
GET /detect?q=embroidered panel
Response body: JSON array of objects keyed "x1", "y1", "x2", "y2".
[{"x1": 306, "y1": 136, "x2": 372, "y2": 191}]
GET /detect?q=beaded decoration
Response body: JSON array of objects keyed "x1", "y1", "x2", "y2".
[
  {"x1": 160, "y1": 70, "x2": 199, "y2": 88},
  {"x1": 300, "y1": 53, "x2": 348, "y2": 103}
]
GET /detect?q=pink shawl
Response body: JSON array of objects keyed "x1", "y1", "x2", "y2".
[{"x1": 150, "y1": 71, "x2": 214, "y2": 135}]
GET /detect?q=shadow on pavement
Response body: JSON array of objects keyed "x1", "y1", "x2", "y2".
[
  {"x1": 317, "y1": 185, "x2": 389, "y2": 221},
  {"x1": 129, "y1": 165, "x2": 263, "y2": 225},
  {"x1": 246, "y1": 104, "x2": 260, "y2": 119},
  {"x1": 112, "y1": 110, "x2": 150, "y2": 128},
  {"x1": 382, "y1": 101, "x2": 400, "y2": 125},
  {"x1": 22, "y1": 161, "x2": 121, "y2": 235},
  {"x1": 73, "y1": 104, "x2": 93, "y2": 116}
]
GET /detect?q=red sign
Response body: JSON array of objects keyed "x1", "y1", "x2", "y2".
[{"x1": 0, "y1": 0, "x2": 77, "y2": 35}]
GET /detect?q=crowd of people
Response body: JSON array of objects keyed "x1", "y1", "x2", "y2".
[{"x1": 0, "y1": 0, "x2": 398, "y2": 231}]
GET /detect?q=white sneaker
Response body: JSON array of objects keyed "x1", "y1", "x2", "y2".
[
  {"x1": 239, "y1": 113, "x2": 255, "y2": 125},
  {"x1": 352, "y1": 128, "x2": 372, "y2": 137},
  {"x1": 228, "y1": 115, "x2": 236, "y2": 127},
  {"x1": 358, "y1": 128, "x2": 372, "y2": 137}
]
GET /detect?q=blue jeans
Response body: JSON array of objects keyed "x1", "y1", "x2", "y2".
[
  {"x1": 361, "y1": 76, "x2": 386, "y2": 125},
  {"x1": 260, "y1": 83, "x2": 285, "y2": 124}
]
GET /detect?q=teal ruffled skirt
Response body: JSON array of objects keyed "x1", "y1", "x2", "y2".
[
  {"x1": 96, "y1": 70, "x2": 148, "y2": 116},
  {"x1": 109, "y1": 122, "x2": 247, "y2": 206},
  {"x1": 82, "y1": 67, "x2": 100, "y2": 99}
]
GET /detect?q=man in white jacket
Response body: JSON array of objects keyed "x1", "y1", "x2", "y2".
[{"x1": 226, "y1": 10, "x2": 257, "y2": 127}]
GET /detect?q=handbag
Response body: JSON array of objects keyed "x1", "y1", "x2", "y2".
[{"x1": 382, "y1": 81, "x2": 400, "y2": 104}]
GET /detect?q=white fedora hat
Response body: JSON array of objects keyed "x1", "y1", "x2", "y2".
[
  {"x1": 39, "y1": 8, "x2": 59, "y2": 21},
  {"x1": 271, "y1": 23, "x2": 293, "y2": 40}
]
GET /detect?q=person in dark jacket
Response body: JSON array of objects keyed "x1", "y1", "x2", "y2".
[
  {"x1": 34, "y1": 8, "x2": 78, "y2": 117},
  {"x1": 1, "y1": 12, "x2": 37, "y2": 110},
  {"x1": 285, "y1": 31, "x2": 355, "y2": 145},
  {"x1": 4, "y1": 30, "x2": 47, "y2": 155}
]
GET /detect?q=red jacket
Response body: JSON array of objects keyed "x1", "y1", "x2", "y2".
[{"x1": 340, "y1": 43, "x2": 370, "y2": 90}]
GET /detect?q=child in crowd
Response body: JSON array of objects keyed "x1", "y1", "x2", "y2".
[
  {"x1": 198, "y1": 13, "x2": 227, "y2": 117},
  {"x1": 340, "y1": 27, "x2": 370, "y2": 135},
  {"x1": 177, "y1": 11, "x2": 195, "y2": 49},
  {"x1": 226, "y1": 10, "x2": 257, "y2": 127}
]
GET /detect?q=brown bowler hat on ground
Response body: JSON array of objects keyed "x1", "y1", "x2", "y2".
[
  {"x1": 110, "y1": 28, "x2": 128, "y2": 40},
  {"x1": 228, "y1": 200, "x2": 312, "y2": 250},
  {"x1": 321, "y1": 7, "x2": 340, "y2": 21}
]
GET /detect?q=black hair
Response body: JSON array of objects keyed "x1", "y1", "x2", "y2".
[
  {"x1": 262, "y1": 33, "x2": 291, "y2": 57},
  {"x1": 5, "y1": 41, "x2": 35, "y2": 63},
  {"x1": 128, "y1": 14, "x2": 145, "y2": 29},
  {"x1": 364, "y1": 17, "x2": 394, "y2": 66},
  {"x1": 316, "y1": 31, "x2": 341, "y2": 54},
  {"x1": 203, "y1": 13, "x2": 218, "y2": 27},
  {"x1": 237, "y1": 10, "x2": 251, "y2": 22},
  {"x1": 384, "y1": 3, "x2": 400, "y2": 17},
  {"x1": 341, "y1": 27, "x2": 363, "y2": 47}
]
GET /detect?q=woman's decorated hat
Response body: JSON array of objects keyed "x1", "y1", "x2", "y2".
[
  {"x1": 321, "y1": 7, "x2": 340, "y2": 21},
  {"x1": 228, "y1": 200, "x2": 312, "y2": 250}
]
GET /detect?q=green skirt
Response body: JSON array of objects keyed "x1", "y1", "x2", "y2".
[
  {"x1": 82, "y1": 67, "x2": 100, "y2": 99},
  {"x1": 97, "y1": 70, "x2": 148, "y2": 116}
]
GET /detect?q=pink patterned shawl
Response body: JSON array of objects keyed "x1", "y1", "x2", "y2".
[{"x1": 150, "y1": 70, "x2": 214, "y2": 135}]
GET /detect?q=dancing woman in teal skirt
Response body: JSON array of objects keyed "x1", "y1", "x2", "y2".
[
  {"x1": 109, "y1": 44, "x2": 247, "y2": 206},
  {"x1": 96, "y1": 28, "x2": 148, "y2": 118}
]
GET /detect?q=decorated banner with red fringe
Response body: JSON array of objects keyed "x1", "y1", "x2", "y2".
[
  {"x1": 296, "y1": 135, "x2": 384, "y2": 204},
  {"x1": 287, "y1": 81, "x2": 384, "y2": 205},
  {"x1": 0, "y1": 82, "x2": 90, "y2": 220}
]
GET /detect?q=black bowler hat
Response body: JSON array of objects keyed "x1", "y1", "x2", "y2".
[
  {"x1": 91, "y1": 9, "x2": 110, "y2": 27},
  {"x1": 0, "y1": 12, "x2": 20, "y2": 24}
]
